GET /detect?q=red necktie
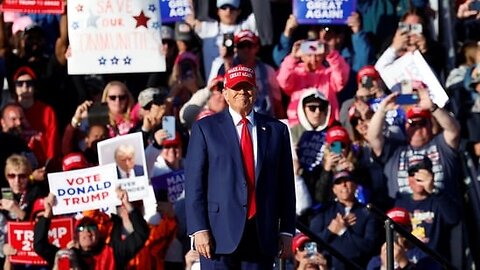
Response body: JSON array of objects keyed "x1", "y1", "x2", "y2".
[{"x1": 240, "y1": 118, "x2": 256, "y2": 219}]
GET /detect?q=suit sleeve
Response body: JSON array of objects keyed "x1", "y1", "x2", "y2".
[
  {"x1": 185, "y1": 122, "x2": 210, "y2": 235},
  {"x1": 278, "y1": 124, "x2": 296, "y2": 235}
]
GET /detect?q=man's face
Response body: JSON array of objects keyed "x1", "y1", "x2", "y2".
[
  {"x1": 5, "y1": 166, "x2": 28, "y2": 194},
  {"x1": 217, "y1": 5, "x2": 240, "y2": 25},
  {"x1": 236, "y1": 41, "x2": 258, "y2": 63},
  {"x1": 15, "y1": 74, "x2": 35, "y2": 107},
  {"x1": 76, "y1": 224, "x2": 99, "y2": 251},
  {"x1": 1, "y1": 106, "x2": 25, "y2": 133},
  {"x1": 115, "y1": 152, "x2": 135, "y2": 172},
  {"x1": 161, "y1": 144, "x2": 182, "y2": 166},
  {"x1": 332, "y1": 179, "x2": 357, "y2": 203},
  {"x1": 406, "y1": 117, "x2": 432, "y2": 147},
  {"x1": 304, "y1": 101, "x2": 327, "y2": 128},
  {"x1": 223, "y1": 81, "x2": 256, "y2": 116}
]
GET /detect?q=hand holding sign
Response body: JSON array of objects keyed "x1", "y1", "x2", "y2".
[
  {"x1": 3, "y1": 243, "x2": 17, "y2": 256},
  {"x1": 43, "y1": 193, "x2": 56, "y2": 219},
  {"x1": 116, "y1": 187, "x2": 133, "y2": 212}
]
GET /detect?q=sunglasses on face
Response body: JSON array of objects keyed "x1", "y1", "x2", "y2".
[
  {"x1": 76, "y1": 224, "x2": 98, "y2": 232},
  {"x1": 6, "y1": 173, "x2": 28, "y2": 179},
  {"x1": 108, "y1": 95, "x2": 127, "y2": 101},
  {"x1": 236, "y1": 42, "x2": 254, "y2": 50},
  {"x1": 407, "y1": 118, "x2": 428, "y2": 128},
  {"x1": 306, "y1": 104, "x2": 327, "y2": 113},
  {"x1": 15, "y1": 80, "x2": 34, "y2": 88}
]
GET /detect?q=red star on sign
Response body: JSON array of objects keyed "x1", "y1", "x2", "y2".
[
  {"x1": 76, "y1": 4, "x2": 83, "y2": 12},
  {"x1": 133, "y1": 11, "x2": 150, "y2": 28}
]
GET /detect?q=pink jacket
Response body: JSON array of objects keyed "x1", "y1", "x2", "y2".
[{"x1": 276, "y1": 50, "x2": 350, "y2": 126}]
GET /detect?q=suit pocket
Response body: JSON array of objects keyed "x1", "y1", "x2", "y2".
[{"x1": 207, "y1": 202, "x2": 219, "y2": 213}]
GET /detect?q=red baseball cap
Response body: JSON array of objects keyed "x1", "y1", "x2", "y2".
[
  {"x1": 30, "y1": 197, "x2": 46, "y2": 220},
  {"x1": 234, "y1": 30, "x2": 259, "y2": 45},
  {"x1": 356, "y1": 65, "x2": 380, "y2": 84},
  {"x1": 406, "y1": 106, "x2": 431, "y2": 120},
  {"x1": 325, "y1": 126, "x2": 351, "y2": 145},
  {"x1": 13, "y1": 66, "x2": 37, "y2": 81},
  {"x1": 224, "y1": 65, "x2": 256, "y2": 89},
  {"x1": 62, "y1": 152, "x2": 89, "y2": 171},
  {"x1": 292, "y1": 233, "x2": 311, "y2": 253},
  {"x1": 387, "y1": 207, "x2": 411, "y2": 227}
]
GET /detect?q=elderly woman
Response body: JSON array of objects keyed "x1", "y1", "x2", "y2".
[{"x1": 100, "y1": 81, "x2": 137, "y2": 137}]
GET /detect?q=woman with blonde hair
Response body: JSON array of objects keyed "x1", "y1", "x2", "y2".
[{"x1": 100, "y1": 81, "x2": 137, "y2": 137}]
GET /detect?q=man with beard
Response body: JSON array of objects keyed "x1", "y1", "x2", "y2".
[{"x1": 1, "y1": 103, "x2": 47, "y2": 164}]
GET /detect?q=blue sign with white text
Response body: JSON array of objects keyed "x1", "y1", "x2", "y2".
[
  {"x1": 293, "y1": 0, "x2": 357, "y2": 25},
  {"x1": 160, "y1": 0, "x2": 192, "y2": 23}
]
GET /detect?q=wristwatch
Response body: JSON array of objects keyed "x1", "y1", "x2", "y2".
[{"x1": 430, "y1": 104, "x2": 439, "y2": 113}]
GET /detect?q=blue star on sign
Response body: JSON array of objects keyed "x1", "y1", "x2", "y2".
[
  {"x1": 72, "y1": 22, "x2": 79, "y2": 30},
  {"x1": 98, "y1": 57, "x2": 107, "y2": 65},
  {"x1": 111, "y1": 57, "x2": 119, "y2": 65},
  {"x1": 152, "y1": 22, "x2": 160, "y2": 29},
  {"x1": 123, "y1": 56, "x2": 132, "y2": 65},
  {"x1": 148, "y1": 4, "x2": 156, "y2": 12},
  {"x1": 87, "y1": 11, "x2": 100, "y2": 28}
]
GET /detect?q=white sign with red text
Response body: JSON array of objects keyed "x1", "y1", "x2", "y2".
[{"x1": 48, "y1": 164, "x2": 119, "y2": 215}]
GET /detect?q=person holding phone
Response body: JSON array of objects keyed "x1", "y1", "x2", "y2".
[
  {"x1": 292, "y1": 233, "x2": 329, "y2": 270},
  {"x1": 310, "y1": 171, "x2": 380, "y2": 270},
  {"x1": 100, "y1": 81, "x2": 137, "y2": 137},
  {"x1": 277, "y1": 32, "x2": 350, "y2": 125}
]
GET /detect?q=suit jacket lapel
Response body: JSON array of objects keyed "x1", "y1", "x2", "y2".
[
  {"x1": 255, "y1": 113, "x2": 268, "y2": 181},
  {"x1": 218, "y1": 110, "x2": 244, "y2": 169}
]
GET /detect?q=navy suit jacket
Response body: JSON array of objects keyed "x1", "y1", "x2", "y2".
[
  {"x1": 116, "y1": 165, "x2": 144, "y2": 179},
  {"x1": 185, "y1": 110, "x2": 296, "y2": 256}
]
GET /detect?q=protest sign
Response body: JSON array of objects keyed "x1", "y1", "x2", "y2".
[
  {"x1": 151, "y1": 170, "x2": 185, "y2": 202},
  {"x1": 67, "y1": 0, "x2": 166, "y2": 74},
  {"x1": 378, "y1": 50, "x2": 449, "y2": 107},
  {"x1": 8, "y1": 218, "x2": 73, "y2": 264},
  {"x1": 297, "y1": 131, "x2": 327, "y2": 172},
  {"x1": 293, "y1": 0, "x2": 356, "y2": 25},
  {"x1": 48, "y1": 164, "x2": 118, "y2": 215},
  {"x1": 0, "y1": 0, "x2": 64, "y2": 14},
  {"x1": 160, "y1": 0, "x2": 192, "y2": 23},
  {"x1": 98, "y1": 132, "x2": 149, "y2": 201}
]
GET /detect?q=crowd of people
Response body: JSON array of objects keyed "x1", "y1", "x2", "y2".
[{"x1": 0, "y1": 0, "x2": 480, "y2": 269}]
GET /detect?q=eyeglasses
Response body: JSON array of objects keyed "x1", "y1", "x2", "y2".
[
  {"x1": 6, "y1": 173, "x2": 28, "y2": 179},
  {"x1": 76, "y1": 224, "x2": 98, "y2": 232},
  {"x1": 15, "y1": 80, "x2": 34, "y2": 88},
  {"x1": 306, "y1": 104, "x2": 326, "y2": 113},
  {"x1": 407, "y1": 118, "x2": 428, "y2": 128},
  {"x1": 108, "y1": 95, "x2": 127, "y2": 101}
]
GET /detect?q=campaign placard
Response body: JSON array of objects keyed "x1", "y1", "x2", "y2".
[
  {"x1": 151, "y1": 170, "x2": 185, "y2": 202},
  {"x1": 67, "y1": 0, "x2": 166, "y2": 74},
  {"x1": 160, "y1": 0, "x2": 192, "y2": 23},
  {"x1": 97, "y1": 132, "x2": 149, "y2": 201},
  {"x1": 378, "y1": 50, "x2": 449, "y2": 107},
  {"x1": 8, "y1": 218, "x2": 74, "y2": 265},
  {"x1": 48, "y1": 164, "x2": 119, "y2": 215},
  {"x1": 0, "y1": 0, "x2": 64, "y2": 14},
  {"x1": 297, "y1": 131, "x2": 327, "y2": 172},
  {"x1": 293, "y1": 0, "x2": 356, "y2": 25}
]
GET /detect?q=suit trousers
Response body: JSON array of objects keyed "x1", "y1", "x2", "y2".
[{"x1": 200, "y1": 217, "x2": 275, "y2": 270}]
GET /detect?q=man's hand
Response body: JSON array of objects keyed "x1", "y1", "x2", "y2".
[
  {"x1": 328, "y1": 213, "x2": 347, "y2": 235},
  {"x1": 185, "y1": 249, "x2": 200, "y2": 270},
  {"x1": 344, "y1": 213, "x2": 357, "y2": 226},
  {"x1": 413, "y1": 169, "x2": 435, "y2": 194},
  {"x1": 323, "y1": 151, "x2": 341, "y2": 171},
  {"x1": 194, "y1": 231, "x2": 214, "y2": 259},
  {"x1": 116, "y1": 187, "x2": 133, "y2": 212},
  {"x1": 0, "y1": 199, "x2": 18, "y2": 212},
  {"x1": 43, "y1": 193, "x2": 56, "y2": 218},
  {"x1": 278, "y1": 234, "x2": 292, "y2": 259},
  {"x1": 378, "y1": 92, "x2": 399, "y2": 113},
  {"x1": 283, "y1": 14, "x2": 298, "y2": 38},
  {"x1": 347, "y1": 11, "x2": 361, "y2": 33},
  {"x1": 391, "y1": 29, "x2": 408, "y2": 52}
]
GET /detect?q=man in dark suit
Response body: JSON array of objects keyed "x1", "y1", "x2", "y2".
[
  {"x1": 114, "y1": 144, "x2": 144, "y2": 179},
  {"x1": 185, "y1": 65, "x2": 296, "y2": 269}
]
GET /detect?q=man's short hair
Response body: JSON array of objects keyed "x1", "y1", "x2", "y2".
[{"x1": 114, "y1": 144, "x2": 135, "y2": 158}]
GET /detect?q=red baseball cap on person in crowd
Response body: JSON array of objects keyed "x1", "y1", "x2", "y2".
[
  {"x1": 292, "y1": 233, "x2": 312, "y2": 253},
  {"x1": 30, "y1": 197, "x2": 46, "y2": 220},
  {"x1": 13, "y1": 66, "x2": 37, "y2": 81},
  {"x1": 234, "y1": 30, "x2": 259, "y2": 45},
  {"x1": 356, "y1": 65, "x2": 380, "y2": 84},
  {"x1": 62, "y1": 152, "x2": 90, "y2": 171},
  {"x1": 386, "y1": 207, "x2": 412, "y2": 228},
  {"x1": 406, "y1": 106, "x2": 432, "y2": 120},
  {"x1": 224, "y1": 65, "x2": 256, "y2": 89},
  {"x1": 325, "y1": 126, "x2": 351, "y2": 145}
]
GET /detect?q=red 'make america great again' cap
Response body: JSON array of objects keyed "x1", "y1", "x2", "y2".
[{"x1": 224, "y1": 65, "x2": 256, "y2": 89}]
